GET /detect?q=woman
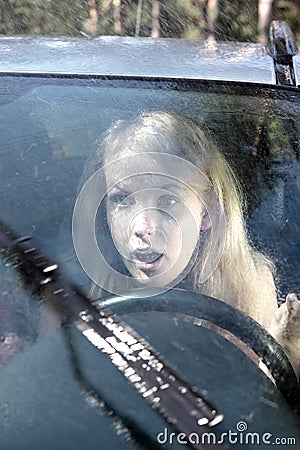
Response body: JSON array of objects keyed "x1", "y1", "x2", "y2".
[{"x1": 74, "y1": 111, "x2": 278, "y2": 330}]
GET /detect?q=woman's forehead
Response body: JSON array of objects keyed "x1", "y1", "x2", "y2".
[
  {"x1": 103, "y1": 151, "x2": 210, "y2": 192},
  {"x1": 107, "y1": 173, "x2": 188, "y2": 192},
  {"x1": 105, "y1": 150, "x2": 172, "y2": 170}
]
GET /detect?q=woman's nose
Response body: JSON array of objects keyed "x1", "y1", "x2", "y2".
[
  {"x1": 129, "y1": 210, "x2": 166, "y2": 253},
  {"x1": 132, "y1": 213, "x2": 154, "y2": 238}
]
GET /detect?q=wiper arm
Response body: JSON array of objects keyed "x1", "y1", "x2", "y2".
[{"x1": 0, "y1": 220, "x2": 228, "y2": 450}]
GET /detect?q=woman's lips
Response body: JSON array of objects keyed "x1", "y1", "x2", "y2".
[{"x1": 131, "y1": 251, "x2": 163, "y2": 272}]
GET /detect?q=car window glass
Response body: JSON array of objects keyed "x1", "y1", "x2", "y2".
[{"x1": 1, "y1": 80, "x2": 299, "y2": 296}]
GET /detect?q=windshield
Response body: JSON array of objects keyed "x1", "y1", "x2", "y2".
[
  {"x1": 1, "y1": 79, "x2": 299, "y2": 292},
  {"x1": 0, "y1": 76, "x2": 300, "y2": 448}
]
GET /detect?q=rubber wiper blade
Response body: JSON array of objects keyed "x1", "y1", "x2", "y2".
[{"x1": 0, "y1": 220, "x2": 227, "y2": 450}]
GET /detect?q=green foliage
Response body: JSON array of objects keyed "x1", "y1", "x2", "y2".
[
  {"x1": 0, "y1": 0, "x2": 37, "y2": 34},
  {"x1": 0, "y1": 0, "x2": 299, "y2": 44},
  {"x1": 41, "y1": 0, "x2": 89, "y2": 35},
  {"x1": 275, "y1": 0, "x2": 300, "y2": 45},
  {"x1": 217, "y1": 0, "x2": 258, "y2": 42},
  {"x1": 159, "y1": 0, "x2": 200, "y2": 38},
  {"x1": 0, "y1": 0, "x2": 89, "y2": 35}
]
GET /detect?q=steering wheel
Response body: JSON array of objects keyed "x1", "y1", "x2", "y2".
[{"x1": 96, "y1": 288, "x2": 300, "y2": 410}]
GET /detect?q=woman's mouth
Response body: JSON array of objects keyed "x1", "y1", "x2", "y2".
[{"x1": 131, "y1": 250, "x2": 163, "y2": 272}]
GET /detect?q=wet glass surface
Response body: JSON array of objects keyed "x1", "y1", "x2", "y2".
[
  {"x1": 0, "y1": 78, "x2": 299, "y2": 294},
  {"x1": 0, "y1": 76, "x2": 299, "y2": 448}
]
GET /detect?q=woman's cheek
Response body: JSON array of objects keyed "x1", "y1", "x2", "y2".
[
  {"x1": 109, "y1": 210, "x2": 130, "y2": 251},
  {"x1": 162, "y1": 221, "x2": 182, "y2": 259}
]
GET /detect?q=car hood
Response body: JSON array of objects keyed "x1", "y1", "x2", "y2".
[{"x1": 0, "y1": 35, "x2": 284, "y2": 84}]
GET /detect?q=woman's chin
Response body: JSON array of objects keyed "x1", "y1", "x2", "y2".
[
  {"x1": 133, "y1": 269, "x2": 177, "y2": 289},
  {"x1": 126, "y1": 264, "x2": 164, "y2": 286}
]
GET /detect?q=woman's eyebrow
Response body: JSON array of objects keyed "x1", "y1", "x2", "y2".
[
  {"x1": 108, "y1": 180, "x2": 186, "y2": 195},
  {"x1": 160, "y1": 183, "x2": 186, "y2": 193},
  {"x1": 107, "y1": 185, "x2": 130, "y2": 195}
]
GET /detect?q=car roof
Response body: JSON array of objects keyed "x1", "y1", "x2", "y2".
[{"x1": 0, "y1": 35, "x2": 282, "y2": 84}]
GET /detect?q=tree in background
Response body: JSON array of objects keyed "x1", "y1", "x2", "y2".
[
  {"x1": 195, "y1": 0, "x2": 219, "y2": 41},
  {"x1": 113, "y1": 0, "x2": 122, "y2": 34},
  {"x1": 135, "y1": 0, "x2": 143, "y2": 36},
  {"x1": 151, "y1": 0, "x2": 160, "y2": 38},
  {"x1": 83, "y1": 0, "x2": 99, "y2": 35},
  {"x1": 258, "y1": 0, "x2": 275, "y2": 44}
]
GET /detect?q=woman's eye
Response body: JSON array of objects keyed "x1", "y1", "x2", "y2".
[
  {"x1": 109, "y1": 194, "x2": 136, "y2": 208},
  {"x1": 158, "y1": 194, "x2": 179, "y2": 208}
]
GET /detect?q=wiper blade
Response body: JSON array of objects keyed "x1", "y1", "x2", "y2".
[{"x1": 0, "y1": 221, "x2": 227, "y2": 450}]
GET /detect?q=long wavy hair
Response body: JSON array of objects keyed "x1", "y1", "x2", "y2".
[{"x1": 80, "y1": 111, "x2": 273, "y2": 324}]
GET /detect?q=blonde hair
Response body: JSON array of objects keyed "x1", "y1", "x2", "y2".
[{"x1": 84, "y1": 111, "x2": 273, "y2": 324}]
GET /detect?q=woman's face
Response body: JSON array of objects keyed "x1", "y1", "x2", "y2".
[{"x1": 105, "y1": 157, "x2": 210, "y2": 287}]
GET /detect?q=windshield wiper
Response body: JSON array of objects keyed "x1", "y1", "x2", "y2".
[{"x1": 0, "y1": 220, "x2": 228, "y2": 450}]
